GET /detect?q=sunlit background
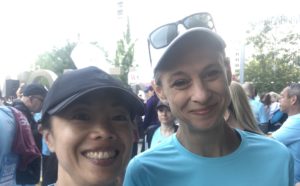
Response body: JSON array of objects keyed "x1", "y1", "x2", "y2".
[{"x1": 0, "y1": 0, "x2": 299, "y2": 86}]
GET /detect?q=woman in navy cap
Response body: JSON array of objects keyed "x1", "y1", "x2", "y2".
[
  {"x1": 41, "y1": 66, "x2": 144, "y2": 186},
  {"x1": 150, "y1": 101, "x2": 177, "y2": 148}
]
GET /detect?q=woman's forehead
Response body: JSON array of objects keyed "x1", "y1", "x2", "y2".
[
  {"x1": 158, "y1": 46, "x2": 224, "y2": 71},
  {"x1": 63, "y1": 92, "x2": 129, "y2": 111}
]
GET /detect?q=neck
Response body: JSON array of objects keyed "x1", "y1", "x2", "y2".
[
  {"x1": 287, "y1": 106, "x2": 300, "y2": 116},
  {"x1": 160, "y1": 123, "x2": 175, "y2": 137},
  {"x1": 176, "y1": 121, "x2": 240, "y2": 157}
]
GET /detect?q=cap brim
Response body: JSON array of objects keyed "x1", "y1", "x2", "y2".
[
  {"x1": 154, "y1": 28, "x2": 226, "y2": 72},
  {"x1": 47, "y1": 86, "x2": 145, "y2": 116}
]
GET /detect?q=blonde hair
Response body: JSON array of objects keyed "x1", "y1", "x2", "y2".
[
  {"x1": 269, "y1": 91, "x2": 280, "y2": 102},
  {"x1": 229, "y1": 81, "x2": 263, "y2": 134}
]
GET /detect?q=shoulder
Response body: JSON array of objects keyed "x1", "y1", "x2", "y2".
[
  {"x1": 0, "y1": 106, "x2": 15, "y2": 122},
  {"x1": 125, "y1": 136, "x2": 177, "y2": 184},
  {"x1": 240, "y1": 130, "x2": 290, "y2": 156},
  {"x1": 130, "y1": 135, "x2": 176, "y2": 164},
  {"x1": 287, "y1": 114, "x2": 300, "y2": 123},
  {"x1": 274, "y1": 115, "x2": 300, "y2": 132}
]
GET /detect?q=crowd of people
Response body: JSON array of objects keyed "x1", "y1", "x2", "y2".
[{"x1": 0, "y1": 11, "x2": 300, "y2": 186}]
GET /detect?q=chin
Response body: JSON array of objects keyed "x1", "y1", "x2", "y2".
[
  {"x1": 190, "y1": 119, "x2": 220, "y2": 131},
  {"x1": 84, "y1": 175, "x2": 118, "y2": 186}
]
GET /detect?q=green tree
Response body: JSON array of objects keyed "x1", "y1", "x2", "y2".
[
  {"x1": 34, "y1": 41, "x2": 77, "y2": 75},
  {"x1": 245, "y1": 16, "x2": 300, "y2": 93},
  {"x1": 113, "y1": 19, "x2": 136, "y2": 84}
]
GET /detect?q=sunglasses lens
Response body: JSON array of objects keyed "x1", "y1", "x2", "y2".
[
  {"x1": 183, "y1": 13, "x2": 215, "y2": 30},
  {"x1": 149, "y1": 24, "x2": 178, "y2": 49}
]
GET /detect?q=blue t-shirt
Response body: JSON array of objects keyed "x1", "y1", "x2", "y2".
[
  {"x1": 0, "y1": 106, "x2": 19, "y2": 186},
  {"x1": 272, "y1": 113, "x2": 300, "y2": 184},
  {"x1": 151, "y1": 127, "x2": 173, "y2": 148},
  {"x1": 249, "y1": 98, "x2": 268, "y2": 124},
  {"x1": 124, "y1": 129, "x2": 293, "y2": 186}
]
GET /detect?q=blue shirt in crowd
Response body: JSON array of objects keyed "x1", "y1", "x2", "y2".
[
  {"x1": 273, "y1": 113, "x2": 300, "y2": 184},
  {"x1": 249, "y1": 98, "x2": 268, "y2": 124}
]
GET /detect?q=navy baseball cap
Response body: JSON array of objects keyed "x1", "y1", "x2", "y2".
[
  {"x1": 156, "y1": 101, "x2": 169, "y2": 109},
  {"x1": 154, "y1": 27, "x2": 226, "y2": 73},
  {"x1": 41, "y1": 66, "x2": 145, "y2": 122},
  {"x1": 23, "y1": 84, "x2": 48, "y2": 98}
]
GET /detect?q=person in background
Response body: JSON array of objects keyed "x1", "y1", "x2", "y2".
[
  {"x1": 124, "y1": 25, "x2": 293, "y2": 185},
  {"x1": 224, "y1": 81, "x2": 263, "y2": 134},
  {"x1": 267, "y1": 91, "x2": 288, "y2": 132},
  {"x1": 16, "y1": 82, "x2": 26, "y2": 99},
  {"x1": 41, "y1": 66, "x2": 144, "y2": 186},
  {"x1": 141, "y1": 85, "x2": 159, "y2": 151},
  {"x1": 271, "y1": 83, "x2": 300, "y2": 184},
  {"x1": 12, "y1": 83, "x2": 47, "y2": 185},
  {"x1": 260, "y1": 93, "x2": 272, "y2": 120},
  {"x1": 242, "y1": 82, "x2": 269, "y2": 133},
  {"x1": 269, "y1": 91, "x2": 280, "y2": 116},
  {"x1": 12, "y1": 84, "x2": 47, "y2": 149},
  {"x1": 150, "y1": 101, "x2": 177, "y2": 148},
  {"x1": 143, "y1": 85, "x2": 159, "y2": 131},
  {"x1": 0, "y1": 106, "x2": 19, "y2": 185}
]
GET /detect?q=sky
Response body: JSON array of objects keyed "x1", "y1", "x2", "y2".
[{"x1": 0, "y1": 0, "x2": 299, "y2": 84}]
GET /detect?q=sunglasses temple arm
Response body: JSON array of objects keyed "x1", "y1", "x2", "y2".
[{"x1": 147, "y1": 38, "x2": 153, "y2": 67}]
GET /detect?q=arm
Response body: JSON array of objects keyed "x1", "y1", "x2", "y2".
[{"x1": 271, "y1": 121, "x2": 299, "y2": 146}]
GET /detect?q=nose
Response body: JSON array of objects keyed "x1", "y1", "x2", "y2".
[
  {"x1": 190, "y1": 80, "x2": 211, "y2": 104},
  {"x1": 89, "y1": 120, "x2": 117, "y2": 140},
  {"x1": 161, "y1": 110, "x2": 168, "y2": 116}
]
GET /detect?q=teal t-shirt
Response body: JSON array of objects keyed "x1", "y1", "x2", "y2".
[
  {"x1": 150, "y1": 127, "x2": 173, "y2": 148},
  {"x1": 124, "y1": 129, "x2": 293, "y2": 186},
  {"x1": 273, "y1": 113, "x2": 300, "y2": 184}
]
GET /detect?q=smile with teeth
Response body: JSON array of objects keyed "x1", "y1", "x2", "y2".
[{"x1": 85, "y1": 151, "x2": 117, "y2": 160}]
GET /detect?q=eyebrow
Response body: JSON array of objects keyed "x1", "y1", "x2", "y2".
[
  {"x1": 75, "y1": 98, "x2": 125, "y2": 107},
  {"x1": 168, "y1": 63, "x2": 221, "y2": 79}
]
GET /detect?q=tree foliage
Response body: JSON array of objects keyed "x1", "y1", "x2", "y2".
[
  {"x1": 113, "y1": 19, "x2": 136, "y2": 84},
  {"x1": 34, "y1": 41, "x2": 77, "y2": 75},
  {"x1": 245, "y1": 16, "x2": 300, "y2": 93}
]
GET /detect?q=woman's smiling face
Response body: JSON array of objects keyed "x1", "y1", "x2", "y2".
[
  {"x1": 44, "y1": 90, "x2": 135, "y2": 186},
  {"x1": 155, "y1": 47, "x2": 231, "y2": 133}
]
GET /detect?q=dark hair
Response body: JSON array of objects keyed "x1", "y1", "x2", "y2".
[
  {"x1": 42, "y1": 117, "x2": 52, "y2": 130},
  {"x1": 260, "y1": 93, "x2": 271, "y2": 106}
]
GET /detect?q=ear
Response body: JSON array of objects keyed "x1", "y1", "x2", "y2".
[
  {"x1": 152, "y1": 81, "x2": 167, "y2": 101},
  {"x1": 290, "y1": 95, "x2": 298, "y2": 105},
  {"x1": 43, "y1": 130, "x2": 55, "y2": 152}
]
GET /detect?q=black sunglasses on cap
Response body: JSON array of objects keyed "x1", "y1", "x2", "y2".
[{"x1": 147, "y1": 12, "x2": 216, "y2": 65}]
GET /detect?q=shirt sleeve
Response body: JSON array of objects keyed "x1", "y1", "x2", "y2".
[
  {"x1": 124, "y1": 157, "x2": 150, "y2": 186},
  {"x1": 272, "y1": 120, "x2": 300, "y2": 145}
]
